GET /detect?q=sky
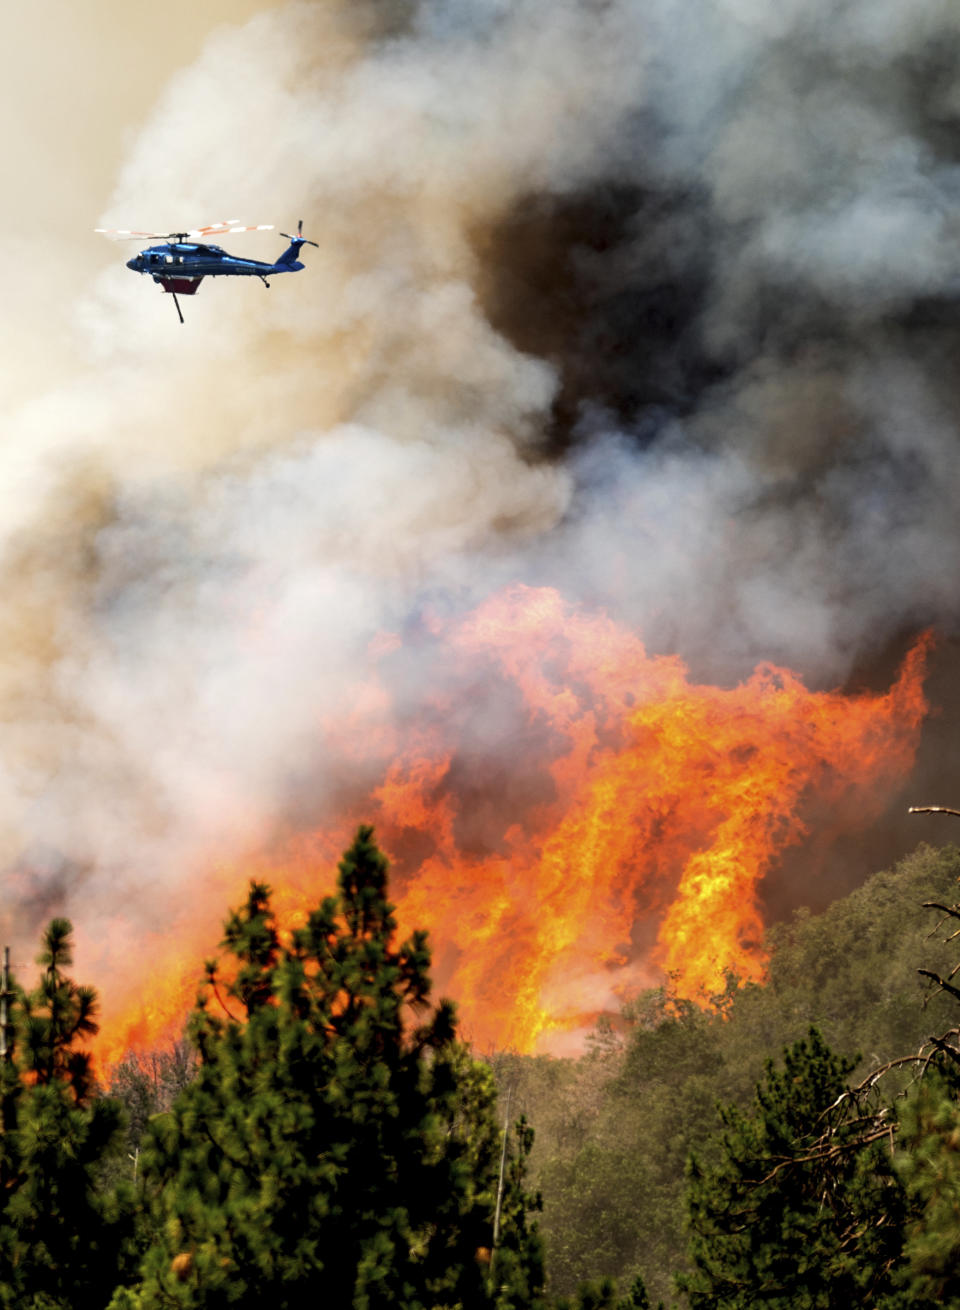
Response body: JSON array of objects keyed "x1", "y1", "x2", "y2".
[{"x1": 3, "y1": 0, "x2": 960, "y2": 1013}]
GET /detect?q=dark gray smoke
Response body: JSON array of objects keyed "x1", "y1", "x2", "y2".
[{"x1": 474, "y1": 0, "x2": 960, "y2": 676}]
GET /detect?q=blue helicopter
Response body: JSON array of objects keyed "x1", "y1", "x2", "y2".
[{"x1": 94, "y1": 220, "x2": 318, "y2": 322}]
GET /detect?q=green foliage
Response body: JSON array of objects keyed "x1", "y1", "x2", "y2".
[
  {"x1": 753, "y1": 845, "x2": 960, "y2": 1068},
  {"x1": 491, "y1": 1115, "x2": 545, "y2": 1309},
  {"x1": 887, "y1": 1072, "x2": 960, "y2": 1308},
  {"x1": 677, "y1": 1029, "x2": 904, "y2": 1308},
  {"x1": 554, "y1": 1273, "x2": 661, "y2": 1309},
  {"x1": 123, "y1": 825, "x2": 543, "y2": 1309},
  {"x1": 0, "y1": 920, "x2": 134, "y2": 1310},
  {"x1": 5, "y1": 837, "x2": 960, "y2": 1308},
  {"x1": 523, "y1": 992, "x2": 725, "y2": 1301}
]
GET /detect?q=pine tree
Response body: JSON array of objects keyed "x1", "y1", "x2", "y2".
[
  {"x1": 885, "y1": 1071, "x2": 960, "y2": 1309},
  {"x1": 0, "y1": 919, "x2": 133, "y2": 1309},
  {"x1": 676, "y1": 1028, "x2": 904, "y2": 1309},
  {"x1": 115, "y1": 825, "x2": 543, "y2": 1309},
  {"x1": 490, "y1": 1115, "x2": 545, "y2": 1309}
]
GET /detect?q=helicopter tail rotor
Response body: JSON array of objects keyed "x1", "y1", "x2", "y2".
[{"x1": 279, "y1": 219, "x2": 319, "y2": 249}]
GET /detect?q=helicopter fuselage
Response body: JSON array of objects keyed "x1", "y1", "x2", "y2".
[{"x1": 126, "y1": 242, "x2": 305, "y2": 282}]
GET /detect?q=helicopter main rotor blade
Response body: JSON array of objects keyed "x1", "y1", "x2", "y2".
[
  {"x1": 185, "y1": 223, "x2": 274, "y2": 238},
  {"x1": 94, "y1": 228, "x2": 172, "y2": 240},
  {"x1": 184, "y1": 219, "x2": 240, "y2": 234},
  {"x1": 95, "y1": 221, "x2": 273, "y2": 242}
]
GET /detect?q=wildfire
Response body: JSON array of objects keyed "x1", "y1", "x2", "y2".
[{"x1": 94, "y1": 585, "x2": 930, "y2": 1066}]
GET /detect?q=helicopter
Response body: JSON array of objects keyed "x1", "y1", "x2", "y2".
[{"x1": 94, "y1": 220, "x2": 318, "y2": 323}]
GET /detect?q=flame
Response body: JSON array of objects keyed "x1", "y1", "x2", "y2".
[{"x1": 94, "y1": 585, "x2": 930, "y2": 1067}]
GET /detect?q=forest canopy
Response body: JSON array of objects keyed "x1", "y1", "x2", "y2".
[{"x1": 1, "y1": 834, "x2": 959, "y2": 1308}]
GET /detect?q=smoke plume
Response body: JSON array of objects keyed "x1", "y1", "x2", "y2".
[{"x1": 3, "y1": 0, "x2": 960, "y2": 1033}]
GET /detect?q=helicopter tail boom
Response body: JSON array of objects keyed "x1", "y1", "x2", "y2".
[{"x1": 275, "y1": 240, "x2": 308, "y2": 268}]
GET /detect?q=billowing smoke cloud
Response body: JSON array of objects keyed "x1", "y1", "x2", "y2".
[
  {"x1": 2, "y1": 0, "x2": 959, "y2": 994},
  {"x1": 479, "y1": 0, "x2": 960, "y2": 673}
]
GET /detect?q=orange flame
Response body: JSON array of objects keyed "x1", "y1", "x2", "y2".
[{"x1": 93, "y1": 585, "x2": 930, "y2": 1066}]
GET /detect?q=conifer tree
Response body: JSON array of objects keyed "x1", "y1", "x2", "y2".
[
  {"x1": 676, "y1": 1028, "x2": 905, "y2": 1309},
  {"x1": 490, "y1": 1115, "x2": 545, "y2": 1309},
  {"x1": 0, "y1": 919, "x2": 133, "y2": 1309},
  {"x1": 115, "y1": 825, "x2": 543, "y2": 1309},
  {"x1": 884, "y1": 1071, "x2": 960, "y2": 1309}
]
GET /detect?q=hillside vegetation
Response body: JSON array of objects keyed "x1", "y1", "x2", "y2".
[{"x1": 495, "y1": 842, "x2": 960, "y2": 1303}]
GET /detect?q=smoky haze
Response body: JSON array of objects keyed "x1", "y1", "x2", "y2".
[{"x1": 2, "y1": 0, "x2": 959, "y2": 998}]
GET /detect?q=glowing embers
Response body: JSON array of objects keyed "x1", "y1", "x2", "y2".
[{"x1": 97, "y1": 586, "x2": 930, "y2": 1064}]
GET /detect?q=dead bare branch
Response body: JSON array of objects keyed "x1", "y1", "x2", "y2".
[
  {"x1": 921, "y1": 901, "x2": 960, "y2": 924},
  {"x1": 918, "y1": 969, "x2": 960, "y2": 1005}
]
